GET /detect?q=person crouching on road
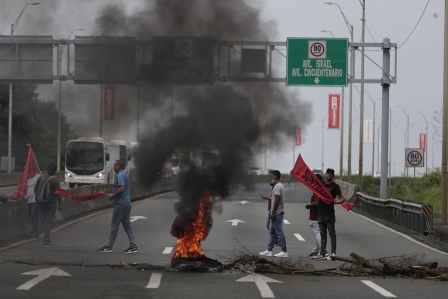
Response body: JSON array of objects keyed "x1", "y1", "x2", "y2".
[
  {"x1": 98, "y1": 159, "x2": 137, "y2": 254},
  {"x1": 259, "y1": 170, "x2": 288, "y2": 258}
]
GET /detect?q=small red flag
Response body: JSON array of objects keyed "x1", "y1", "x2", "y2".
[
  {"x1": 340, "y1": 202, "x2": 355, "y2": 211},
  {"x1": 11, "y1": 145, "x2": 41, "y2": 199}
]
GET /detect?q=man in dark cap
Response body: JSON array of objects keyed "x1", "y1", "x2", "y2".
[
  {"x1": 34, "y1": 162, "x2": 61, "y2": 247},
  {"x1": 315, "y1": 167, "x2": 344, "y2": 260}
]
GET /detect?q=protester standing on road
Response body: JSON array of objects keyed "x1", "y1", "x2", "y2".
[
  {"x1": 259, "y1": 170, "x2": 288, "y2": 258},
  {"x1": 305, "y1": 173, "x2": 322, "y2": 258},
  {"x1": 34, "y1": 163, "x2": 61, "y2": 247},
  {"x1": 26, "y1": 172, "x2": 41, "y2": 238},
  {"x1": 316, "y1": 167, "x2": 344, "y2": 259},
  {"x1": 260, "y1": 186, "x2": 279, "y2": 248},
  {"x1": 98, "y1": 159, "x2": 137, "y2": 254}
]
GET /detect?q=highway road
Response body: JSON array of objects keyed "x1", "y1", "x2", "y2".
[{"x1": 1, "y1": 181, "x2": 447, "y2": 298}]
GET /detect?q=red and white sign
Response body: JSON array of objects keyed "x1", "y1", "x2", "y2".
[
  {"x1": 294, "y1": 127, "x2": 301, "y2": 146},
  {"x1": 103, "y1": 86, "x2": 115, "y2": 120},
  {"x1": 419, "y1": 134, "x2": 426, "y2": 152},
  {"x1": 328, "y1": 94, "x2": 340, "y2": 129}
]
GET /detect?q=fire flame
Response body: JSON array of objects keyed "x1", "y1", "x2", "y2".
[{"x1": 171, "y1": 193, "x2": 213, "y2": 261}]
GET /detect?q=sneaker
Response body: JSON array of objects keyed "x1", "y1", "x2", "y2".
[
  {"x1": 274, "y1": 251, "x2": 288, "y2": 258},
  {"x1": 42, "y1": 243, "x2": 51, "y2": 248},
  {"x1": 98, "y1": 246, "x2": 113, "y2": 253},
  {"x1": 259, "y1": 250, "x2": 273, "y2": 257},
  {"x1": 330, "y1": 252, "x2": 336, "y2": 259},
  {"x1": 123, "y1": 246, "x2": 138, "y2": 254},
  {"x1": 308, "y1": 252, "x2": 318, "y2": 258}
]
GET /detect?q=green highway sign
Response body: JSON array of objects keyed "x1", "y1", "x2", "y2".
[{"x1": 287, "y1": 38, "x2": 348, "y2": 86}]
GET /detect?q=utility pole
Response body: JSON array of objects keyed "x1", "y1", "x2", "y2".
[{"x1": 358, "y1": 0, "x2": 366, "y2": 191}]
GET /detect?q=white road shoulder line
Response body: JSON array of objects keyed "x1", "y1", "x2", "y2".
[
  {"x1": 361, "y1": 280, "x2": 396, "y2": 297},
  {"x1": 350, "y1": 210, "x2": 448, "y2": 256},
  {"x1": 162, "y1": 247, "x2": 173, "y2": 254},
  {"x1": 146, "y1": 273, "x2": 162, "y2": 289},
  {"x1": 294, "y1": 233, "x2": 305, "y2": 241}
]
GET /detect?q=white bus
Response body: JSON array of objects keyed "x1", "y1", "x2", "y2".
[{"x1": 64, "y1": 137, "x2": 137, "y2": 188}]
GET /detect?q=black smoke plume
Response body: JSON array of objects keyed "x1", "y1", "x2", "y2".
[{"x1": 94, "y1": 0, "x2": 312, "y2": 240}]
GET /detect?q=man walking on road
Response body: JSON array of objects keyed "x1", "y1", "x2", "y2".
[
  {"x1": 315, "y1": 167, "x2": 344, "y2": 260},
  {"x1": 98, "y1": 160, "x2": 137, "y2": 254},
  {"x1": 259, "y1": 170, "x2": 288, "y2": 258}
]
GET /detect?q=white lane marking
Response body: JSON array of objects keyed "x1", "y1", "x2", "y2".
[
  {"x1": 146, "y1": 273, "x2": 162, "y2": 289},
  {"x1": 283, "y1": 219, "x2": 290, "y2": 224},
  {"x1": 236, "y1": 274, "x2": 283, "y2": 298},
  {"x1": 130, "y1": 216, "x2": 148, "y2": 222},
  {"x1": 162, "y1": 247, "x2": 173, "y2": 254},
  {"x1": 361, "y1": 280, "x2": 396, "y2": 297},
  {"x1": 294, "y1": 234, "x2": 305, "y2": 241},
  {"x1": 239, "y1": 201, "x2": 249, "y2": 204},
  {"x1": 350, "y1": 210, "x2": 448, "y2": 256},
  {"x1": 226, "y1": 219, "x2": 246, "y2": 226},
  {"x1": 17, "y1": 267, "x2": 71, "y2": 290}
]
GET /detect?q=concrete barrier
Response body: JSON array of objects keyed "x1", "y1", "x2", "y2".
[{"x1": 0, "y1": 177, "x2": 176, "y2": 245}]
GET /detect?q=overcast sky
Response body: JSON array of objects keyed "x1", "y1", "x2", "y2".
[{"x1": 1, "y1": 0, "x2": 444, "y2": 176}]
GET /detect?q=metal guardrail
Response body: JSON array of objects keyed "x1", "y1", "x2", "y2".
[{"x1": 355, "y1": 192, "x2": 433, "y2": 236}]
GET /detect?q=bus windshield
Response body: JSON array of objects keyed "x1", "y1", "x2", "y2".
[{"x1": 66, "y1": 141, "x2": 104, "y2": 175}]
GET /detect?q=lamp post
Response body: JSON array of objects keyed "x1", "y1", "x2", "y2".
[
  {"x1": 324, "y1": 1, "x2": 354, "y2": 182},
  {"x1": 321, "y1": 29, "x2": 344, "y2": 178},
  {"x1": 57, "y1": 28, "x2": 84, "y2": 171},
  {"x1": 7, "y1": 2, "x2": 40, "y2": 173},
  {"x1": 418, "y1": 111, "x2": 428, "y2": 174},
  {"x1": 397, "y1": 105, "x2": 410, "y2": 177}
]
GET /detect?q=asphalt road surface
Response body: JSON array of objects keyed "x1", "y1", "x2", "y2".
[{"x1": 1, "y1": 181, "x2": 447, "y2": 298}]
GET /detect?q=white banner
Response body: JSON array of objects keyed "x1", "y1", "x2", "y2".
[{"x1": 363, "y1": 119, "x2": 373, "y2": 144}]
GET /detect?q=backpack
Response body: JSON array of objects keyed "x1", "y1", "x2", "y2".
[{"x1": 35, "y1": 176, "x2": 55, "y2": 205}]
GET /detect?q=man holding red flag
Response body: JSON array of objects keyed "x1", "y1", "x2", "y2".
[{"x1": 315, "y1": 167, "x2": 344, "y2": 260}]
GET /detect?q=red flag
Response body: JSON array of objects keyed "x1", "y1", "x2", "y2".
[
  {"x1": 11, "y1": 145, "x2": 41, "y2": 199},
  {"x1": 55, "y1": 189, "x2": 105, "y2": 202},
  {"x1": 290, "y1": 154, "x2": 334, "y2": 204},
  {"x1": 340, "y1": 202, "x2": 355, "y2": 211}
]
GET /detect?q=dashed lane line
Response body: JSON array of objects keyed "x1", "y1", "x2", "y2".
[{"x1": 361, "y1": 280, "x2": 396, "y2": 297}]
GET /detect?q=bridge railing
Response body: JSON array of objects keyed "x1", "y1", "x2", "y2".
[{"x1": 355, "y1": 192, "x2": 433, "y2": 236}]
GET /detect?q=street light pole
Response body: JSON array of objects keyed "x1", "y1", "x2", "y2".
[
  {"x1": 7, "y1": 2, "x2": 40, "y2": 173},
  {"x1": 397, "y1": 105, "x2": 410, "y2": 177},
  {"x1": 321, "y1": 29, "x2": 344, "y2": 178},
  {"x1": 365, "y1": 91, "x2": 376, "y2": 181},
  {"x1": 324, "y1": 1, "x2": 354, "y2": 182},
  {"x1": 57, "y1": 28, "x2": 84, "y2": 171},
  {"x1": 418, "y1": 112, "x2": 428, "y2": 174},
  {"x1": 359, "y1": 0, "x2": 366, "y2": 190},
  {"x1": 292, "y1": 109, "x2": 300, "y2": 165}
]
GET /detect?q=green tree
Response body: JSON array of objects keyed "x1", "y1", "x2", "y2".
[{"x1": 0, "y1": 84, "x2": 76, "y2": 171}]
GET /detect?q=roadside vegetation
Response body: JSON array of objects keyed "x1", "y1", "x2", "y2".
[{"x1": 343, "y1": 169, "x2": 444, "y2": 215}]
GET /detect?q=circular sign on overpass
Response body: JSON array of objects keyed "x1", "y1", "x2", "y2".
[{"x1": 405, "y1": 148, "x2": 424, "y2": 167}]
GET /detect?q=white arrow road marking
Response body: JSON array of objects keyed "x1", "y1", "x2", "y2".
[
  {"x1": 283, "y1": 219, "x2": 290, "y2": 224},
  {"x1": 239, "y1": 201, "x2": 249, "y2": 204},
  {"x1": 361, "y1": 280, "x2": 396, "y2": 297},
  {"x1": 226, "y1": 219, "x2": 246, "y2": 226},
  {"x1": 162, "y1": 247, "x2": 173, "y2": 254},
  {"x1": 17, "y1": 267, "x2": 71, "y2": 290},
  {"x1": 130, "y1": 216, "x2": 148, "y2": 222},
  {"x1": 236, "y1": 273, "x2": 282, "y2": 298},
  {"x1": 146, "y1": 273, "x2": 162, "y2": 289},
  {"x1": 294, "y1": 233, "x2": 305, "y2": 241}
]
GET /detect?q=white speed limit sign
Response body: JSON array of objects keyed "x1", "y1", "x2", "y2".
[
  {"x1": 308, "y1": 40, "x2": 327, "y2": 59},
  {"x1": 405, "y1": 148, "x2": 424, "y2": 167}
]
